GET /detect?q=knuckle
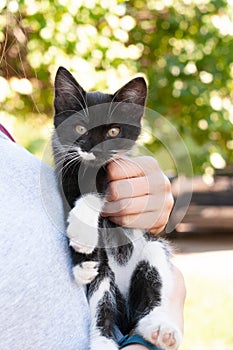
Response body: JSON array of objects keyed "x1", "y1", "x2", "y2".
[
  {"x1": 108, "y1": 182, "x2": 118, "y2": 200},
  {"x1": 148, "y1": 156, "x2": 159, "y2": 170},
  {"x1": 140, "y1": 156, "x2": 159, "y2": 172},
  {"x1": 121, "y1": 198, "x2": 134, "y2": 214},
  {"x1": 150, "y1": 225, "x2": 166, "y2": 235},
  {"x1": 154, "y1": 211, "x2": 170, "y2": 228},
  {"x1": 164, "y1": 175, "x2": 172, "y2": 192},
  {"x1": 167, "y1": 193, "x2": 174, "y2": 210},
  {"x1": 122, "y1": 213, "x2": 139, "y2": 227},
  {"x1": 118, "y1": 215, "x2": 129, "y2": 227},
  {"x1": 157, "y1": 217, "x2": 167, "y2": 228},
  {"x1": 118, "y1": 207, "x2": 127, "y2": 216}
]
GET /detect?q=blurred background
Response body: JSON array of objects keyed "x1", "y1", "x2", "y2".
[
  {"x1": 0, "y1": 1, "x2": 233, "y2": 349},
  {"x1": 1, "y1": 0, "x2": 233, "y2": 176}
]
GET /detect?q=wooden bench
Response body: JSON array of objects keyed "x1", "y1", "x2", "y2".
[{"x1": 170, "y1": 176, "x2": 233, "y2": 233}]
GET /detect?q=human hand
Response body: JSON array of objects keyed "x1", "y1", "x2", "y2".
[{"x1": 101, "y1": 156, "x2": 174, "y2": 234}]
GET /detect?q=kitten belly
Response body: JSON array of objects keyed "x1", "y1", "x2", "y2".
[{"x1": 107, "y1": 232, "x2": 146, "y2": 298}]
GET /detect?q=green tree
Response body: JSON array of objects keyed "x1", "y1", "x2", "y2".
[
  {"x1": 0, "y1": 0, "x2": 232, "y2": 176},
  {"x1": 127, "y1": 0, "x2": 233, "y2": 176}
]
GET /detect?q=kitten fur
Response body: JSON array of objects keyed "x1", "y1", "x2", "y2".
[{"x1": 52, "y1": 66, "x2": 182, "y2": 350}]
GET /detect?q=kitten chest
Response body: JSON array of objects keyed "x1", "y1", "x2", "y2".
[{"x1": 107, "y1": 233, "x2": 146, "y2": 298}]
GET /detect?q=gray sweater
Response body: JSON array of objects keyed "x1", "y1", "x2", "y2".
[{"x1": 0, "y1": 132, "x2": 90, "y2": 350}]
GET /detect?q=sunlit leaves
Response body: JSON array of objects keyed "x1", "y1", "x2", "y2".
[
  {"x1": 0, "y1": 0, "x2": 233, "y2": 173},
  {"x1": 127, "y1": 0, "x2": 233, "y2": 174}
]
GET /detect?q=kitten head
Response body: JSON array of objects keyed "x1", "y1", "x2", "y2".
[{"x1": 53, "y1": 66, "x2": 147, "y2": 166}]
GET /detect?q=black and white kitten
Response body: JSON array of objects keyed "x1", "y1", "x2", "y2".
[{"x1": 52, "y1": 67, "x2": 182, "y2": 350}]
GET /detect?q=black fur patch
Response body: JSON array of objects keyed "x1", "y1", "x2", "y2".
[
  {"x1": 88, "y1": 255, "x2": 113, "y2": 298},
  {"x1": 109, "y1": 242, "x2": 133, "y2": 265},
  {"x1": 128, "y1": 260, "x2": 162, "y2": 328},
  {"x1": 96, "y1": 290, "x2": 116, "y2": 338}
]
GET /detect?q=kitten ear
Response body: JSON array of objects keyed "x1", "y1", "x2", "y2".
[
  {"x1": 54, "y1": 66, "x2": 86, "y2": 114},
  {"x1": 113, "y1": 77, "x2": 147, "y2": 107}
]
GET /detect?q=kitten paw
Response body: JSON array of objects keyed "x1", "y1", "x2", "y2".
[
  {"x1": 67, "y1": 194, "x2": 104, "y2": 254},
  {"x1": 90, "y1": 336, "x2": 118, "y2": 350},
  {"x1": 73, "y1": 261, "x2": 99, "y2": 285},
  {"x1": 151, "y1": 323, "x2": 182, "y2": 350},
  {"x1": 136, "y1": 312, "x2": 182, "y2": 350},
  {"x1": 69, "y1": 239, "x2": 95, "y2": 255}
]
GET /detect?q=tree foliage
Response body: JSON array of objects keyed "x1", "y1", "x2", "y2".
[{"x1": 0, "y1": 0, "x2": 233, "y2": 176}]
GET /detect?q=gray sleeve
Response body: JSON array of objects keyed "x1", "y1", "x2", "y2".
[{"x1": 0, "y1": 133, "x2": 90, "y2": 350}]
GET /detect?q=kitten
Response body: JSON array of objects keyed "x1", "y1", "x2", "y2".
[{"x1": 52, "y1": 66, "x2": 182, "y2": 350}]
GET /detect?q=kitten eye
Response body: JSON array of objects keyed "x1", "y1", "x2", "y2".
[
  {"x1": 76, "y1": 125, "x2": 87, "y2": 135},
  {"x1": 107, "y1": 127, "x2": 120, "y2": 138}
]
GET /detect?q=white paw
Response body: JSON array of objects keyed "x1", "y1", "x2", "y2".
[
  {"x1": 67, "y1": 194, "x2": 104, "y2": 253},
  {"x1": 152, "y1": 322, "x2": 182, "y2": 350},
  {"x1": 73, "y1": 261, "x2": 99, "y2": 285},
  {"x1": 69, "y1": 239, "x2": 95, "y2": 254},
  {"x1": 90, "y1": 336, "x2": 118, "y2": 350},
  {"x1": 136, "y1": 311, "x2": 182, "y2": 350}
]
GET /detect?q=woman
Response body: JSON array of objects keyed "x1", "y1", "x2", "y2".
[{"x1": 0, "y1": 125, "x2": 185, "y2": 350}]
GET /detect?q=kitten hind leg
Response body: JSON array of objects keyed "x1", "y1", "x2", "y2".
[
  {"x1": 88, "y1": 266, "x2": 119, "y2": 350},
  {"x1": 130, "y1": 240, "x2": 182, "y2": 350}
]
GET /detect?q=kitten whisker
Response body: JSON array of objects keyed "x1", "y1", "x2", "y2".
[
  {"x1": 53, "y1": 148, "x2": 77, "y2": 162},
  {"x1": 54, "y1": 154, "x2": 76, "y2": 170},
  {"x1": 80, "y1": 161, "x2": 89, "y2": 178},
  {"x1": 56, "y1": 154, "x2": 81, "y2": 179}
]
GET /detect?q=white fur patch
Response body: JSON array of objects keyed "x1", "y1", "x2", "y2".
[
  {"x1": 73, "y1": 261, "x2": 98, "y2": 285},
  {"x1": 77, "y1": 146, "x2": 96, "y2": 161},
  {"x1": 108, "y1": 233, "x2": 146, "y2": 297},
  {"x1": 67, "y1": 194, "x2": 104, "y2": 254}
]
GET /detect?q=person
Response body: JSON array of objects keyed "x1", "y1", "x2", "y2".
[{"x1": 0, "y1": 126, "x2": 186, "y2": 350}]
